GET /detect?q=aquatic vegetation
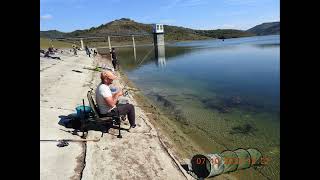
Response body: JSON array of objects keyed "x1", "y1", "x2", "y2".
[
  {"x1": 200, "y1": 98, "x2": 230, "y2": 113},
  {"x1": 269, "y1": 146, "x2": 280, "y2": 155},
  {"x1": 181, "y1": 93, "x2": 199, "y2": 100},
  {"x1": 229, "y1": 123, "x2": 258, "y2": 135},
  {"x1": 223, "y1": 96, "x2": 242, "y2": 106},
  {"x1": 200, "y1": 95, "x2": 265, "y2": 114},
  {"x1": 173, "y1": 109, "x2": 189, "y2": 125},
  {"x1": 154, "y1": 94, "x2": 175, "y2": 109},
  {"x1": 149, "y1": 92, "x2": 189, "y2": 125}
]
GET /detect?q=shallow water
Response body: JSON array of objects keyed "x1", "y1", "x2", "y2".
[{"x1": 115, "y1": 35, "x2": 280, "y2": 179}]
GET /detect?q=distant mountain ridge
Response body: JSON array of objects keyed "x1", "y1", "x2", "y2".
[
  {"x1": 246, "y1": 22, "x2": 280, "y2": 35},
  {"x1": 40, "y1": 30, "x2": 66, "y2": 39},
  {"x1": 40, "y1": 18, "x2": 252, "y2": 41},
  {"x1": 40, "y1": 18, "x2": 279, "y2": 41}
]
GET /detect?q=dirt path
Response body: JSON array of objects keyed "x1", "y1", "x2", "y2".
[{"x1": 40, "y1": 51, "x2": 192, "y2": 180}]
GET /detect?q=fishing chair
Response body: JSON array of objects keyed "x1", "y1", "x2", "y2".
[{"x1": 84, "y1": 89, "x2": 124, "y2": 138}]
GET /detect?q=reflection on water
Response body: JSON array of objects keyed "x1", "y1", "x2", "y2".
[
  {"x1": 155, "y1": 45, "x2": 166, "y2": 68},
  {"x1": 113, "y1": 35, "x2": 280, "y2": 179}
]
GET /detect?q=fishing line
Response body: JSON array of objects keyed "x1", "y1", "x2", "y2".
[
  {"x1": 122, "y1": 46, "x2": 154, "y2": 88},
  {"x1": 136, "y1": 46, "x2": 154, "y2": 67}
]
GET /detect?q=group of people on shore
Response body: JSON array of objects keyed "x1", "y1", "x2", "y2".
[
  {"x1": 40, "y1": 43, "x2": 135, "y2": 128},
  {"x1": 40, "y1": 44, "x2": 135, "y2": 131},
  {"x1": 84, "y1": 46, "x2": 97, "y2": 57},
  {"x1": 44, "y1": 44, "x2": 133, "y2": 128},
  {"x1": 40, "y1": 47, "x2": 61, "y2": 60},
  {"x1": 41, "y1": 43, "x2": 119, "y2": 70}
]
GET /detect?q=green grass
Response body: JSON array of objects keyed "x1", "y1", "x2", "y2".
[{"x1": 40, "y1": 38, "x2": 74, "y2": 49}]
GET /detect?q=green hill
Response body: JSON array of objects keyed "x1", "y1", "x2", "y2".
[
  {"x1": 246, "y1": 22, "x2": 280, "y2": 35},
  {"x1": 195, "y1": 29, "x2": 254, "y2": 39},
  {"x1": 40, "y1": 18, "x2": 255, "y2": 44},
  {"x1": 40, "y1": 30, "x2": 66, "y2": 39}
]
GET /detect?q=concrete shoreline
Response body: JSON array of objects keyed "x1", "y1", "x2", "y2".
[{"x1": 40, "y1": 50, "x2": 193, "y2": 180}]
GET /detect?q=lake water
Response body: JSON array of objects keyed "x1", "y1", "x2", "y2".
[{"x1": 116, "y1": 35, "x2": 280, "y2": 179}]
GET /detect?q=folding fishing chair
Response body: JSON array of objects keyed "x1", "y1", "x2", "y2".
[{"x1": 85, "y1": 89, "x2": 124, "y2": 138}]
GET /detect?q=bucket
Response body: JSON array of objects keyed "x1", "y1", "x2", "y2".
[{"x1": 75, "y1": 106, "x2": 92, "y2": 118}]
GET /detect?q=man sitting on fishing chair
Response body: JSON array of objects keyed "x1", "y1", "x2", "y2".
[{"x1": 95, "y1": 71, "x2": 137, "y2": 128}]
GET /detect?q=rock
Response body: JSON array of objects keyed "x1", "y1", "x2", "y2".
[{"x1": 229, "y1": 123, "x2": 258, "y2": 135}]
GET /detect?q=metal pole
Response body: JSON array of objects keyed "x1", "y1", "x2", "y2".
[
  {"x1": 108, "y1": 36, "x2": 112, "y2": 51},
  {"x1": 80, "y1": 38, "x2": 84, "y2": 50},
  {"x1": 107, "y1": 36, "x2": 112, "y2": 61},
  {"x1": 132, "y1": 35, "x2": 137, "y2": 61}
]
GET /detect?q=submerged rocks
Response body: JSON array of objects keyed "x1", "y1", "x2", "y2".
[
  {"x1": 173, "y1": 109, "x2": 189, "y2": 125},
  {"x1": 201, "y1": 98, "x2": 231, "y2": 113},
  {"x1": 229, "y1": 123, "x2": 258, "y2": 135},
  {"x1": 150, "y1": 92, "x2": 190, "y2": 125},
  {"x1": 225, "y1": 96, "x2": 242, "y2": 106},
  {"x1": 201, "y1": 95, "x2": 262, "y2": 114},
  {"x1": 155, "y1": 94, "x2": 175, "y2": 109}
]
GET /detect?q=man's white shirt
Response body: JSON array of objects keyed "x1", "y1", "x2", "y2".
[{"x1": 95, "y1": 83, "x2": 115, "y2": 114}]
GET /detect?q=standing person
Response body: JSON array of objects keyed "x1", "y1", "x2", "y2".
[
  {"x1": 96, "y1": 71, "x2": 137, "y2": 128},
  {"x1": 48, "y1": 47, "x2": 54, "y2": 54},
  {"x1": 72, "y1": 44, "x2": 77, "y2": 55},
  {"x1": 110, "y1": 48, "x2": 119, "y2": 71},
  {"x1": 85, "y1": 45, "x2": 91, "y2": 57},
  {"x1": 93, "y1": 49, "x2": 98, "y2": 57}
]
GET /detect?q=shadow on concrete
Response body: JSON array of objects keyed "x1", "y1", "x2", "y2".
[{"x1": 58, "y1": 114, "x2": 130, "y2": 138}]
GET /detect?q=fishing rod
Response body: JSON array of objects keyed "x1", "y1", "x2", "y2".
[
  {"x1": 136, "y1": 46, "x2": 155, "y2": 67},
  {"x1": 121, "y1": 45, "x2": 155, "y2": 91},
  {"x1": 40, "y1": 138, "x2": 100, "y2": 147},
  {"x1": 40, "y1": 138, "x2": 100, "y2": 142}
]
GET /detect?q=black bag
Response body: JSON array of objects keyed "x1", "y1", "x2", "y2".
[{"x1": 71, "y1": 118, "x2": 81, "y2": 129}]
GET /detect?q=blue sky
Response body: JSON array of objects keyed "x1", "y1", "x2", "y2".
[{"x1": 40, "y1": 0, "x2": 279, "y2": 32}]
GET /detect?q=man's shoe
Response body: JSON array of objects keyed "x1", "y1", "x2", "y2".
[{"x1": 130, "y1": 124, "x2": 137, "y2": 128}]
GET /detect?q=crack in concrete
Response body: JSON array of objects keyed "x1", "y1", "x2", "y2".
[
  {"x1": 72, "y1": 59, "x2": 98, "y2": 180},
  {"x1": 70, "y1": 142, "x2": 87, "y2": 180}
]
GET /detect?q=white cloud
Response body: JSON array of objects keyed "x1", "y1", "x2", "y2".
[{"x1": 40, "y1": 14, "x2": 53, "y2": 20}]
